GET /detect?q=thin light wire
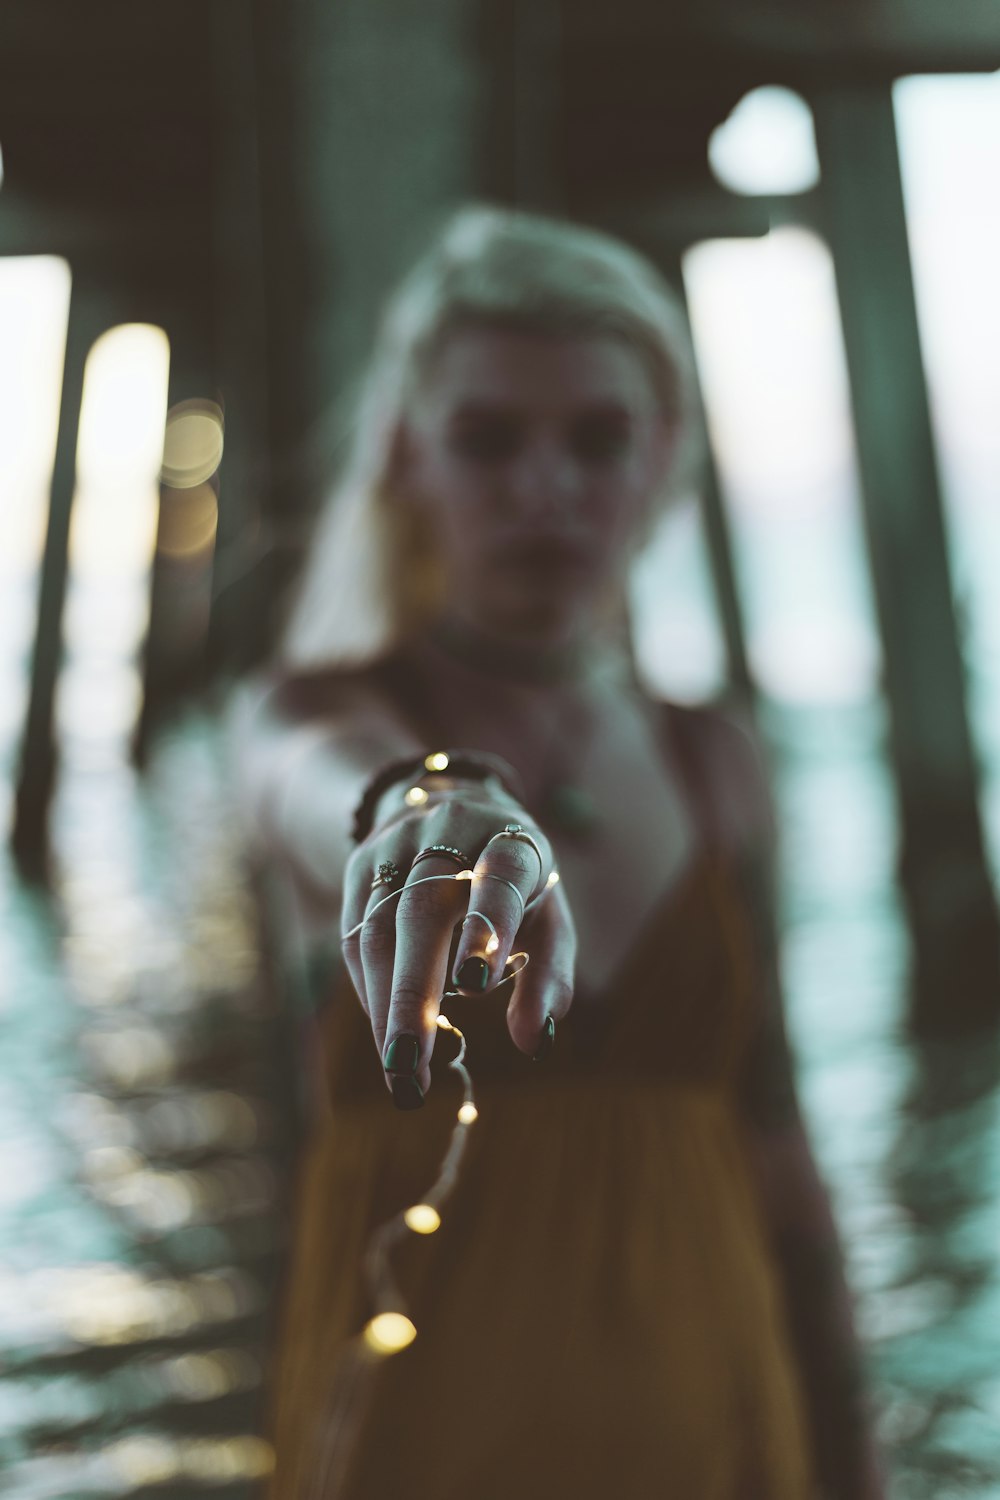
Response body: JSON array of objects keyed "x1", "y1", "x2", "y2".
[
  {"x1": 475, "y1": 870, "x2": 527, "y2": 921},
  {"x1": 340, "y1": 865, "x2": 551, "y2": 945},
  {"x1": 315, "y1": 870, "x2": 538, "y2": 1496}
]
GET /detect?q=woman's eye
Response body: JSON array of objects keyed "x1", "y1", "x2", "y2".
[
  {"x1": 449, "y1": 422, "x2": 521, "y2": 464},
  {"x1": 570, "y1": 420, "x2": 631, "y2": 464}
]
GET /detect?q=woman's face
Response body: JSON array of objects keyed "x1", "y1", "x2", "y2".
[{"x1": 395, "y1": 324, "x2": 675, "y2": 645}]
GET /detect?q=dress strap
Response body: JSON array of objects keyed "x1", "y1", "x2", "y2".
[{"x1": 660, "y1": 702, "x2": 727, "y2": 860}]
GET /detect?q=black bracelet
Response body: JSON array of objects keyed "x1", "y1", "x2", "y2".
[{"x1": 350, "y1": 749, "x2": 527, "y2": 845}]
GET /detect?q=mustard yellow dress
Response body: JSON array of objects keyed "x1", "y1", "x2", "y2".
[{"x1": 264, "y1": 707, "x2": 818, "y2": 1500}]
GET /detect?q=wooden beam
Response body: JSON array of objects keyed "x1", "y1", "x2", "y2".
[
  {"x1": 666, "y1": 254, "x2": 755, "y2": 707},
  {"x1": 11, "y1": 280, "x2": 109, "y2": 873},
  {"x1": 812, "y1": 83, "x2": 1000, "y2": 1027}
]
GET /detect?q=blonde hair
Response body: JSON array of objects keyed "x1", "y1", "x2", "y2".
[{"x1": 281, "y1": 205, "x2": 702, "y2": 669}]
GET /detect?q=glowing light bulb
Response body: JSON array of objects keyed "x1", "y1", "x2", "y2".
[
  {"x1": 455, "y1": 869, "x2": 474, "y2": 881},
  {"x1": 424, "y1": 752, "x2": 450, "y2": 772},
  {"x1": 458, "y1": 1103, "x2": 478, "y2": 1125},
  {"x1": 436, "y1": 1015, "x2": 453, "y2": 1031},
  {"x1": 364, "y1": 1312, "x2": 417, "y2": 1354},
  {"x1": 404, "y1": 1204, "x2": 441, "y2": 1234},
  {"x1": 546, "y1": 871, "x2": 560, "y2": 887},
  {"x1": 404, "y1": 786, "x2": 429, "y2": 807},
  {"x1": 485, "y1": 933, "x2": 499, "y2": 956}
]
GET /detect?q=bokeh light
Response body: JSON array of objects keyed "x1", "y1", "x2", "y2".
[
  {"x1": 156, "y1": 1347, "x2": 261, "y2": 1402},
  {"x1": 106, "y1": 1433, "x2": 273, "y2": 1485},
  {"x1": 157, "y1": 481, "x2": 219, "y2": 559},
  {"x1": 160, "y1": 397, "x2": 224, "y2": 488},
  {"x1": 363, "y1": 1312, "x2": 417, "y2": 1355},
  {"x1": 708, "y1": 85, "x2": 820, "y2": 196},
  {"x1": 403, "y1": 1204, "x2": 441, "y2": 1234}
]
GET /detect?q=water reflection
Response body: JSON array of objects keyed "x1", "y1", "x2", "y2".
[
  {"x1": 768, "y1": 699, "x2": 1000, "y2": 1498},
  {"x1": 0, "y1": 709, "x2": 296, "y2": 1498},
  {"x1": 870, "y1": 1028, "x2": 1000, "y2": 1489}
]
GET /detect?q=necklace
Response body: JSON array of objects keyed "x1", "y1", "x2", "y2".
[{"x1": 428, "y1": 615, "x2": 591, "y2": 686}]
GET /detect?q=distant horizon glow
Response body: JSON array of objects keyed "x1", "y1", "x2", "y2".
[
  {"x1": 71, "y1": 323, "x2": 169, "y2": 577},
  {"x1": 59, "y1": 323, "x2": 170, "y2": 764},
  {"x1": 0, "y1": 257, "x2": 71, "y2": 574},
  {"x1": 680, "y1": 226, "x2": 881, "y2": 706}
]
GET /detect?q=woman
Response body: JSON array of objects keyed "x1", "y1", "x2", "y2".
[{"x1": 239, "y1": 207, "x2": 887, "y2": 1499}]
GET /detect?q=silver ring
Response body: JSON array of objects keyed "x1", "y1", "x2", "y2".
[
  {"x1": 370, "y1": 860, "x2": 401, "y2": 891},
  {"x1": 487, "y1": 823, "x2": 544, "y2": 878},
  {"x1": 410, "y1": 844, "x2": 473, "y2": 872}
]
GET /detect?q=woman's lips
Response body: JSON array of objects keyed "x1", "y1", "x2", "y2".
[{"x1": 491, "y1": 536, "x2": 593, "y2": 568}]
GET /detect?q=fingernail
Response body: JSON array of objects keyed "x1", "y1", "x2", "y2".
[
  {"x1": 390, "y1": 1075, "x2": 425, "y2": 1111},
  {"x1": 456, "y1": 956, "x2": 489, "y2": 992},
  {"x1": 384, "y1": 1032, "x2": 420, "y2": 1073},
  {"x1": 532, "y1": 1014, "x2": 555, "y2": 1062}
]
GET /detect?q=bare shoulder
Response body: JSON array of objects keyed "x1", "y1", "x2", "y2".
[
  {"x1": 243, "y1": 658, "x2": 425, "y2": 757},
  {"x1": 229, "y1": 656, "x2": 423, "y2": 814},
  {"x1": 666, "y1": 698, "x2": 775, "y2": 858}
]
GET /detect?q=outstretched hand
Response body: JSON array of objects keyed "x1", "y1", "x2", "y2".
[{"x1": 341, "y1": 786, "x2": 577, "y2": 1107}]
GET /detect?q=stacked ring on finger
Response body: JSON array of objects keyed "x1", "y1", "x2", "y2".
[
  {"x1": 484, "y1": 822, "x2": 547, "y2": 901},
  {"x1": 487, "y1": 822, "x2": 545, "y2": 873},
  {"x1": 370, "y1": 860, "x2": 402, "y2": 891},
  {"x1": 410, "y1": 844, "x2": 473, "y2": 873}
]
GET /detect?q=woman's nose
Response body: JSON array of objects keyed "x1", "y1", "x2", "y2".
[{"x1": 507, "y1": 439, "x2": 581, "y2": 520}]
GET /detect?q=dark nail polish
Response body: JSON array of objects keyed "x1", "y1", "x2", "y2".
[
  {"x1": 456, "y1": 957, "x2": 490, "y2": 992},
  {"x1": 390, "y1": 1075, "x2": 425, "y2": 1111},
  {"x1": 532, "y1": 1014, "x2": 555, "y2": 1062},
  {"x1": 384, "y1": 1032, "x2": 420, "y2": 1073}
]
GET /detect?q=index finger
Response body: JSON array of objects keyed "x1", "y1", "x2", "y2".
[{"x1": 381, "y1": 854, "x2": 470, "y2": 1104}]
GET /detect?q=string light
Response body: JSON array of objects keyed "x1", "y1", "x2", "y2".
[
  {"x1": 341, "y1": 866, "x2": 554, "y2": 945},
  {"x1": 403, "y1": 1204, "x2": 441, "y2": 1234},
  {"x1": 363, "y1": 1312, "x2": 417, "y2": 1355},
  {"x1": 424, "y1": 752, "x2": 450, "y2": 772},
  {"x1": 340, "y1": 868, "x2": 549, "y2": 1365},
  {"x1": 404, "y1": 786, "x2": 429, "y2": 807},
  {"x1": 319, "y1": 870, "x2": 549, "y2": 1489}
]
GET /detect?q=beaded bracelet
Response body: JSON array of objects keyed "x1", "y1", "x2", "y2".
[{"x1": 350, "y1": 749, "x2": 527, "y2": 845}]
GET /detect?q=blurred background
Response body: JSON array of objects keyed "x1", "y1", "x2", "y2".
[{"x1": 1, "y1": 2, "x2": 1000, "y2": 1495}]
